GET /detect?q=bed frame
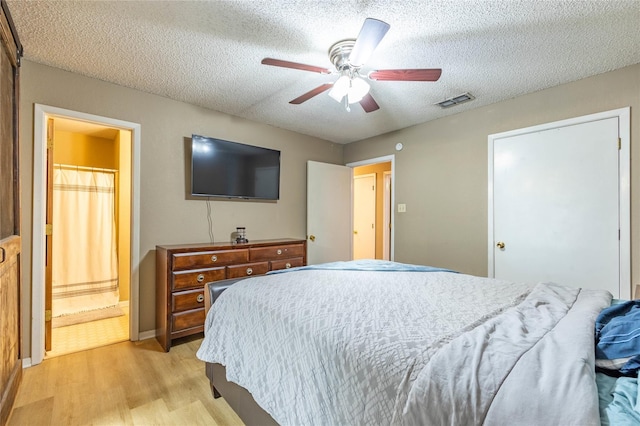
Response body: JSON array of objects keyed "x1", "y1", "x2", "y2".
[{"x1": 204, "y1": 280, "x2": 278, "y2": 426}]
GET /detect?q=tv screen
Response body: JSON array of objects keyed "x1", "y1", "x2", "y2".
[{"x1": 191, "y1": 134, "x2": 280, "y2": 200}]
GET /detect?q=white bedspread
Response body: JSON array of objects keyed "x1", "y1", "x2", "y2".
[{"x1": 196, "y1": 268, "x2": 611, "y2": 425}]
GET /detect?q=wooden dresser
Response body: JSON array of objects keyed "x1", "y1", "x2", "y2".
[{"x1": 156, "y1": 238, "x2": 306, "y2": 351}]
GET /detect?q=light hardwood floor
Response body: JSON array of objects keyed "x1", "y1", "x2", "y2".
[{"x1": 8, "y1": 336, "x2": 244, "y2": 425}]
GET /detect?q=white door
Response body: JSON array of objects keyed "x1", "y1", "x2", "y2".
[
  {"x1": 491, "y1": 117, "x2": 620, "y2": 295},
  {"x1": 307, "y1": 161, "x2": 352, "y2": 265},
  {"x1": 353, "y1": 174, "x2": 376, "y2": 259}
]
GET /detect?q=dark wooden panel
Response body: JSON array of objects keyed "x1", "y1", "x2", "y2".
[
  {"x1": 0, "y1": 32, "x2": 14, "y2": 240},
  {"x1": 172, "y1": 267, "x2": 226, "y2": 291},
  {"x1": 172, "y1": 288, "x2": 205, "y2": 312},
  {"x1": 172, "y1": 308, "x2": 206, "y2": 332},
  {"x1": 0, "y1": 1, "x2": 21, "y2": 423},
  {"x1": 155, "y1": 247, "x2": 169, "y2": 351},
  {"x1": 249, "y1": 244, "x2": 305, "y2": 261},
  {"x1": 226, "y1": 262, "x2": 269, "y2": 279},
  {"x1": 0, "y1": 236, "x2": 20, "y2": 423},
  {"x1": 172, "y1": 249, "x2": 248, "y2": 270},
  {"x1": 270, "y1": 257, "x2": 304, "y2": 271}
]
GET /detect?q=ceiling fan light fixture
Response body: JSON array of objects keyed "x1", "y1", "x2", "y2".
[
  {"x1": 328, "y1": 75, "x2": 350, "y2": 102},
  {"x1": 328, "y1": 75, "x2": 370, "y2": 104},
  {"x1": 347, "y1": 77, "x2": 370, "y2": 103}
]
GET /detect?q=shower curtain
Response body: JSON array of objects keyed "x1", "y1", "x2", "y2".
[{"x1": 52, "y1": 166, "x2": 119, "y2": 316}]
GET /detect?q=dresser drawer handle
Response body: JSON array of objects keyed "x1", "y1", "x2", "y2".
[
  {"x1": 277, "y1": 249, "x2": 282, "y2": 255},
  {"x1": 197, "y1": 274, "x2": 205, "y2": 283},
  {"x1": 285, "y1": 262, "x2": 291, "y2": 269},
  {"x1": 211, "y1": 255, "x2": 218, "y2": 262},
  {"x1": 246, "y1": 267, "x2": 253, "y2": 275},
  {"x1": 196, "y1": 294, "x2": 204, "y2": 303}
]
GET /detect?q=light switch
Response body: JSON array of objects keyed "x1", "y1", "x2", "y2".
[{"x1": 397, "y1": 203, "x2": 407, "y2": 213}]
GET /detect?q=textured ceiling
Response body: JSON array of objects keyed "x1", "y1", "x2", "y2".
[{"x1": 7, "y1": 0, "x2": 640, "y2": 144}]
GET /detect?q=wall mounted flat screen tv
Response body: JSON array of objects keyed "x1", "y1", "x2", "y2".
[{"x1": 191, "y1": 134, "x2": 280, "y2": 200}]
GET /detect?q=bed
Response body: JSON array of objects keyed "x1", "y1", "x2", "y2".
[{"x1": 197, "y1": 260, "x2": 620, "y2": 425}]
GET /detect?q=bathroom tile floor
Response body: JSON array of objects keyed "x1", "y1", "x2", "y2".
[{"x1": 45, "y1": 309, "x2": 129, "y2": 358}]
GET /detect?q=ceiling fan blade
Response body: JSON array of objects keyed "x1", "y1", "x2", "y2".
[
  {"x1": 289, "y1": 83, "x2": 334, "y2": 104},
  {"x1": 348, "y1": 18, "x2": 390, "y2": 67},
  {"x1": 368, "y1": 68, "x2": 442, "y2": 81},
  {"x1": 261, "y1": 58, "x2": 332, "y2": 75},
  {"x1": 359, "y1": 93, "x2": 380, "y2": 113}
]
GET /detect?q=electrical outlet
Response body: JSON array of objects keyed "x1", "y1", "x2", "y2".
[{"x1": 397, "y1": 203, "x2": 407, "y2": 213}]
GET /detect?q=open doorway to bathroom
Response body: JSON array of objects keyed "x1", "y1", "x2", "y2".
[
  {"x1": 44, "y1": 117, "x2": 132, "y2": 358},
  {"x1": 31, "y1": 104, "x2": 141, "y2": 366},
  {"x1": 351, "y1": 160, "x2": 393, "y2": 261}
]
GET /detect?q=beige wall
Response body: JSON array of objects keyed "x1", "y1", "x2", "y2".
[
  {"x1": 19, "y1": 60, "x2": 343, "y2": 357},
  {"x1": 53, "y1": 131, "x2": 117, "y2": 168},
  {"x1": 345, "y1": 63, "x2": 640, "y2": 287}
]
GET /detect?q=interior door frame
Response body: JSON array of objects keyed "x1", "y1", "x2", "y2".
[
  {"x1": 31, "y1": 104, "x2": 141, "y2": 366},
  {"x1": 487, "y1": 107, "x2": 630, "y2": 299},
  {"x1": 346, "y1": 155, "x2": 395, "y2": 261},
  {"x1": 383, "y1": 171, "x2": 392, "y2": 260}
]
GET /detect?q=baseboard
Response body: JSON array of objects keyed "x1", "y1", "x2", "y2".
[
  {"x1": 22, "y1": 358, "x2": 32, "y2": 368},
  {"x1": 138, "y1": 330, "x2": 156, "y2": 341}
]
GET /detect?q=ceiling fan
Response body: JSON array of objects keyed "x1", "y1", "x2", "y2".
[{"x1": 261, "y1": 18, "x2": 442, "y2": 113}]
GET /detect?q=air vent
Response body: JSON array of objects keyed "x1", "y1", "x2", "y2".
[{"x1": 435, "y1": 92, "x2": 475, "y2": 108}]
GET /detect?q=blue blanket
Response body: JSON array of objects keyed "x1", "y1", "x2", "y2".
[
  {"x1": 597, "y1": 373, "x2": 640, "y2": 425},
  {"x1": 596, "y1": 300, "x2": 640, "y2": 376},
  {"x1": 267, "y1": 259, "x2": 457, "y2": 275}
]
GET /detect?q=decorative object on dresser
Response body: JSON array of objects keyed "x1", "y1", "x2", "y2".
[
  {"x1": 231, "y1": 227, "x2": 248, "y2": 244},
  {"x1": 155, "y1": 238, "x2": 306, "y2": 351}
]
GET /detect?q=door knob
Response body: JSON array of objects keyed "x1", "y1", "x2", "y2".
[
  {"x1": 496, "y1": 241, "x2": 505, "y2": 249},
  {"x1": 309, "y1": 235, "x2": 316, "y2": 242}
]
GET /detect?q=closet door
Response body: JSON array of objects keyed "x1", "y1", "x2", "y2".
[
  {"x1": 0, "y1": 1, "x2": 22, "y2": 424},
  {"x1": 489, "y1": 111, "x2": 627, "y2": 298}
]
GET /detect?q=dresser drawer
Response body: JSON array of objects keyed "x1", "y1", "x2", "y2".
[
  {"x1": 227, "y1": 262, "x2": 269, "y2": 279},
  {"x1": 172, "y1": 308, "x2": 205, "y2": 332},
  {"x1": 172, "y1": 267, "x2": 226, "y2": 291},
  {"x1": 270, "y1": 257, "x2": 304, "y2": 271},
  {"x1": 250, "y1": 244, "x2": 305, "y2": 261},
  {"x1": 172, "y1": 249, "x2": 249, "y2": 270},
  {"x1": 172, "y1": 288, "x2": 205, "y2": 312}
]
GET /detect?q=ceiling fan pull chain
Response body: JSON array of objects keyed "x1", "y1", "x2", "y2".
[{"x1": 344, "y1": 95, "x2": 351, "y2": 112}]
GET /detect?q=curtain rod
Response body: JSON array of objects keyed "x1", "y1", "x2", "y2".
[{"x1": 54, "y1": 163, "x2": 118, "y2": 173}]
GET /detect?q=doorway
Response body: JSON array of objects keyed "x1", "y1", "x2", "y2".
[
  {"x1": 306, "y1": 156, "x2": 395, "y2": 264},
  {"x1": 45, "y1": 117, "x2": 131, "y2": 357},
  {"x1": 31, "y1": 105, "x2": 141, "y2": 366},
  {"x1": 349, "y1": 157, "x2": 394, "y2": 261}
]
